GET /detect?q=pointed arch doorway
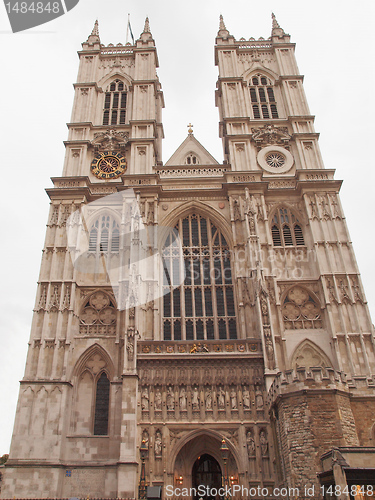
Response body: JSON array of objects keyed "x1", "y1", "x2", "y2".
[{"x1": 192, "y1": 454, "x2": 222, "y2": 500}]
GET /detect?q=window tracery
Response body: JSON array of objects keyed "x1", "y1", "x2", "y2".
[
  {"x1": 88, "y1": 215, "x2": 120, "y2": 254},
  {"x1": 162, "y1": 213, "x2": 236, "y2": 341},
  {"x1": 102, "y1": 79, "x2": 127, "y2": 126},
  {"x1": 79, "y1": 291, "x2": 117, "y2": 335},
  {"x1": 271, "y1": 207, "x2": 304, "y2": 247},
  {"x1": 249, "y1": 74, "x2": 279, "y2": 119},
  {"x1": 282, "y1": 286, "x2": 322, "y2": 329}
]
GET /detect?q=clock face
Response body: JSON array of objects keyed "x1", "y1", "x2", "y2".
[{"x1": 91, "y1": 151, "x2": 127, "y2": 179}]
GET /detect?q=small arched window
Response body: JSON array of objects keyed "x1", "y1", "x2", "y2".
[
  {"x1": 93, "y1": 372, "x2": 110, "y2": 435},
  {"x1": 88, "y1": 215, "x2": 120, "y2": 254},
  {"x1": 185, "y1": 153, "x2": 199, "y2": 165},
  {"x1": 249, "y1": 74, "x2": 279, "y2": 119},
  {"x1": 271, "y1": 207, "x2": 305, "y2": 247},
  {"x1": 103, "y1": 79, "x2": 127, "y2": 126}
]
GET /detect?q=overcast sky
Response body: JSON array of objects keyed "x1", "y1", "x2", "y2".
[{"x1": 0, "y1": 0, "x2": 374, "y2": 454}]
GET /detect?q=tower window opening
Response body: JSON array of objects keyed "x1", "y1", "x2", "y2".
[
  {"x1": 271, "y1": 207, "x2": 305, "y2": 247},
  {"x1": 249, "y1": 74, "x2": 279, "y2": 119},
  {"x1": 88, "y1": 215, "x2": 120, "y2": 254},
  {"x1": 185, "y1": 154, "x2": 199, "y2": 165},
  {"x1": 102, "y1": 79, "x2": 127, "y2": 126}
]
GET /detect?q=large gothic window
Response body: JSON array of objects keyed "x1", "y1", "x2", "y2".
[
  {"x1": 88, "y1": 215, "x2": 120, "y2": 254},
  {"x1": 249, "y1": 74, "x2": 279, "y2": 119},
  {"x1": 102, "y1": 79, "x2": 127, "y2": 126},
  {"x1": 271, "y1": 207, "x2": 304, "y2": 247},
  {"x1": 162, "y1": 214, "x2": 237, "y2": 341}
]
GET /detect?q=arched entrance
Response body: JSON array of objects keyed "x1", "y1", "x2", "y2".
[{"x1": 192, "y1": 454, "x2": 222, "y2": 500}]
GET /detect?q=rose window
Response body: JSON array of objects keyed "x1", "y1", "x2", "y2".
[{"x1": 265, "y1": 152, "x2": 286, "y2": 168}]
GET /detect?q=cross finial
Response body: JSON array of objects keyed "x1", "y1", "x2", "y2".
[{"x1": 187, "y1": 123, "x2": 193, "y2": 135}]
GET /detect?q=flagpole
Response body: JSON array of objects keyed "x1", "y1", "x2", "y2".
[{"x1": 126, "y1": 13, "x2": 130, "y2": 44}]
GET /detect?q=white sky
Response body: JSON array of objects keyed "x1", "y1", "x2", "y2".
[{"x1": 0, "y1": 0, "x2": 374, "y2": 454}]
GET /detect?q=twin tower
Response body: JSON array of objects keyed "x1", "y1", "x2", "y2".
[{"x1": 2, "y1": 15, "x2": 375, "y2": 500}]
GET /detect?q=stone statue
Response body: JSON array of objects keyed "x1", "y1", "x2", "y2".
[
  {"x1": 260, "y1": 430, "x2": 268, "y2": 456},
  {"x1": 242, "y1": 386, "x2": 250, "y2": 410},
  {"x1": 205, "y1": 387, "x2": 212, "y2": 410},
  {"x1": 255, "y1": 387, "x2": 264, "y2": 410},
  {"x1": 230, "y1": 387, "x2": 237, "y2": 409},
  {"x1": 246, "y1": 431, "x2": 255, "y2": 457},
  {"x1": 155, "y1": 431, "x2": 162, "y2": 457},
  {"x1": 192, "y1": 386, "x2": 200, "y2": 410},
  {"x1": 154, "y1": 388, "x2": 162, "y2": 411},
  {"x1": 217, "y1": 386, "x2": 225, "y2": 409},
  {"x1": 142, "y1": 429, "x2": 149, "y2": 450},
  {"x1": 166, "y1": 386, "x2": 174, "y2": 411},
  {"x1": 141, "y1": 387, "x2": 149, "y2": 411},
  {"x1": 179, "y1": 386, "x2": 187, "y2": 411}
]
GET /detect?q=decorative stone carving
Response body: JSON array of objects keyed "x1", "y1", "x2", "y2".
[
  {"x1": 251, "y1": 124, "x2": 292, "y2": 148},
  {"x1": 154, "y1": 388, "x2": 162, "y2": 411},
  {"x1": 49, "y1": 285, "x2": 60, "y2": 311},
  {"x1": 217, "y1": 386, "x2": 225, "y2": 409},
  {"x1": 205, "y1": 386, "x2": 212, "y2": 410},
  {"x1": 259, "y1": 430, "x2": 268, "y2": 456},
  {"x1": 233, "y1": 199, "x2": 242, "y2": 222},
  {"x1": 255, "y1": 386, "x2": 264, "y2": 410},
  {"x1": 192, "y1": 386, "x2": 200, "y2": 410},
  {"x1": 91, "y1": 128, "x2": 129, "y2": 152},
  {"x1": 179, "y1": 386, "x2": 187, "y2": 411},
  {"x1": 246, "y1": 429, "x2": 256, "y2": 457},
  {"x1": 230, "y1": 386, "x2": 237, "y2": 409},
  {"x1": 141, "y1": 387, "x2": 149, "y2": 411},
  {"x1": 242, "y1": 386, "x2": 250, "y2": 410},
  {"x1": 282, "y1": 286, "x2": 322, "y2": 329},
  {"x1": 142, "y1": 429, "x2": 149, "y2": 450},
  {"x1": 154, "y1": 430, "x2": 162, "y2": 457},
  {"x1": 166, "y1": 386, "x2": 174, "y2": 411}
]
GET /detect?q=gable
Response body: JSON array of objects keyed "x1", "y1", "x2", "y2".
[{"x1": 165, "y1": 134, "x2": 219, "y2": 166}]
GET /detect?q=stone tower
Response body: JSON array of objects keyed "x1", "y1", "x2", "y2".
[{"x1": 2, "y1": 14, "x2": 375, "y2": 500}]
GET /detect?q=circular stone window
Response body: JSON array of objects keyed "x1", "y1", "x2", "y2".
[{"x1": 257, "y1": 145, "x2": 294, "y2": 174}]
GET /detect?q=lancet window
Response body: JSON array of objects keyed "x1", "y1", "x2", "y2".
[
  {"x1": 271, "y1": 207, "x2": 304, "y2": 247},
  {"x1": 93, "y1": 372, "x2": 110, "y2": 435},
  {"x1": 249, "y1": 74, "x2": 279, "y2": 119},
  {"x1": 88, "y1": 215, "x2": 120, "y2": 254},
  {"x1": 102, "y1": 79, "x2": 127, "y2": 126},
  {"x1": 162, "y1": 213, "x2": 237, "y2": 341}
]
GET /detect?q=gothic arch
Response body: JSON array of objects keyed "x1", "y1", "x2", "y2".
[
  {"x1": 98, "y1": 71, "x2": 133, "y2": 90},
  {"x1": 159, "y1": 200, "x2": 233, "y2": 249},
  {"x1": 70, "y1": 342, "x2": 115, "y2": 382},
  {"x1": 242, "y1": 65, "x2": 279, "y2": 83},
  {"x1": 269, "y1": 203, "x2": 308, "y2": 227},
  {"x1": 290, "y1": 339, "x2": 332, "y2": 371},
  {"x1": 167, "y1": 428, "x2": 242, "y2": 475},
  {"x1": 281, "y1": 285, "x2": 323, "y2": 330}
]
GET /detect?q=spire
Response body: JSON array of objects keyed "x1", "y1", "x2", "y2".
[
  {"x1": 217, "y1": 14, "x2": 230, "y2": 38},
  {"x1": 86, "y1": 19, "x2": 100, "y2": 44},
  {"x1": 271, "y1": 12, "x2": 285, "y2": 37},
  {"x1": 91, "y1": 19, "x2": 99, "y2": 37},
  {"x1": 143, "y1": 17, "x2": 151, "y2": 34}
]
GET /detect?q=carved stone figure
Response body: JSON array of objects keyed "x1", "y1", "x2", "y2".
[
  {"x1": 255, "y1": 387, "x2": 264, "y2": 410},
  {"x1": 166, "y1": 386, "x2": 174, "y2": 411},
  {"x1": 260, "y1": 430, "x2": 268, "y2": 456},
  {"x1": 242, "y1": 386, "x2": 250, "y2": 410},
  {"x1": 246, "y1": 430, "x2": 255, "y2": 457},
  {"x1": 230, "y1": 387, "x2": 237, "y2": 409},
  {"x1": 205, "y1": 387, "x2": 212, "y2": 410},
  {"x1": 154, "y1": 388, "x2": 162, "y2": 411},
  {"x1": 217, "y1": 386, "x2": 225, "y2": 409},
  {"x1": 141, "y1": 387, "x2": 149, "y2": 411},
  {"x1": 155, "y1": 431, "x2": 162, "y2": 457},
  {"x1": 179, "y1": 386, "x2": 187, "y2": 411},
  {"x1": 192, "y1": 386, "x2": 200, "y2": 410},
  {"x1": 142, "y1": 429, "x2": 149, "y2": 450}
]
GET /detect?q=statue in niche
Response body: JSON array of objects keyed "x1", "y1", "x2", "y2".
[
  {"x1": 217, "y1": 386, "x2": 225, "y2": 409},
  {"x1": 179, "y1": 386, "x2": 187, "y2": 411},
  {"x1": 233, "y1": 199, "x2": 242, "y2": 221},
  {"x1": 166, "y1": 386, "x2": 175, "y2": 411},
  {"x1": 205, "y1": 387, "x2": 212, "y2": 410},
  {"x1": 141, "y1": 387, "x2": 149, "y2": 411},
  {"x1": 246, "y1": 430, "x2": 255, "y2": 457},
  {"x1": 192, "y1": 386, "x2": 200, "y2": 410},
  {"x1": 155, "y1": 431, "x2": 162, "y2": 457},
  {"x1": 260, "y1": 430, "x2": 268, "y2": 456},
  {"x1": 154, "y1": 388, "x2": 162, "y2": 411},
  {"x1": 142, "y1": 429, "x2": 149, "y2": 450},
  {"x1": 230, "y1": 387, "x2": 237, "y2": 409},
  {"x1": 255, "y1": 387, "x2": 264, "y2": 410},
  {"x1": 242, "y1": 386, "x2": 250, "y2": 410}
]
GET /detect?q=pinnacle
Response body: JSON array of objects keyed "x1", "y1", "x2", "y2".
[
  {"x1": 143, "y1": 16, "x2": 151, "y2": 34},
  {"x1": 271, "y1": 12, "x2": 280, "y2": 29},
  {"x1": 86, "y1": 19, "x2": 100, "y2": 43},
  {"x1": 219, "y1": 14, "x2": 226, "y2": 31},
  {"x1": 91, "y1": 19, "x2": 99, "y2": 37}
]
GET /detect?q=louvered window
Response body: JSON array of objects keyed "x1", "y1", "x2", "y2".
[
  {"x1": 249, "y1": 74, "x2": 279, "y2": 119},
  {"x1": 103, "y1": 79, "x2": 127, "y2": 126},
  {"x1": 162, "y1": 214, "x2": 237, "y2": 340},
  {"x1": 88, "y1": 216, "x2": 120, "y2": 254},
  {"x1": 271, "y1": 207, "x2": 305, "y2": 247}
]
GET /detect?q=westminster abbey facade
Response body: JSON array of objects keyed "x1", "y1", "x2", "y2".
[{"x1": 2, "y1": 14, "x2": 375, "y2": 500}]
